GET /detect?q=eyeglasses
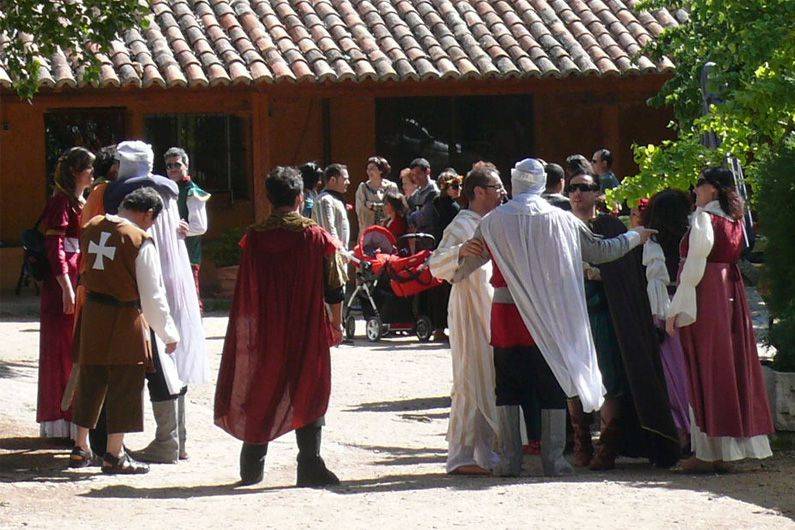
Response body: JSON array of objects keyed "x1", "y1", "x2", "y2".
[
  {"x1": 481, "y1": 184, "x2": 504, "y2": 191},
  {"x1": 165, "y1": 162, "x2": 183, "y2": 169},
  {"x1": 566, "y1": 183, "x2": 598, "y2": 193},
  {"x1": 695, "y1": 177, "x2": 710, "y2": 187}
]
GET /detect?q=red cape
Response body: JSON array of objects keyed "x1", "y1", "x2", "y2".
[{"x1": 214, "y1": 223, "x2": 337, "y2": 443}]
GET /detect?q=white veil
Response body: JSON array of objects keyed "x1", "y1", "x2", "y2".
[{"x1": 480, "y1": 159, "x2": 604, "y2": 411}]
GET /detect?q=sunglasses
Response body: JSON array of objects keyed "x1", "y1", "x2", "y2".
[
  {"x1": 566, "y1": 183, "x2": 598, "y2": 193},
  {"x1": 695, "y1": 177, "x2": 711, "y2": 187},
  {"x1": 165, "y1": 162, "x2": 183, "y2": 169},
  {"x1": 449, "y1": 183, "x2": 461, "y2": 190}
]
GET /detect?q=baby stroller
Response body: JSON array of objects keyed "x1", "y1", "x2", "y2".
[{"x1": 343, "y1": 225, "x2": 443, "y2": 342}]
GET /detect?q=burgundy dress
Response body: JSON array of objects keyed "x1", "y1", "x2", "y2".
[
  {"x1": 37, "y1": 191, "x2": 81, "y2": 432},
  {"x1": 677, "y1": 211, "x2": 773, "y2": 455}
]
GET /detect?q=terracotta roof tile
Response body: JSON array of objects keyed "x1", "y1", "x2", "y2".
[{"x1": 0, "y1": 0, "x2": 681, "y2": 89}]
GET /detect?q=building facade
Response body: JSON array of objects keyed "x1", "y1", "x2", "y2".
[{"x1": 0, "y1": 0, "x2": 683, "y2": 291}]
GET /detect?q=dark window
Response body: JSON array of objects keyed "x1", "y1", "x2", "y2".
[
  {"x1": 44, "y1": 107, "x2": 126, "y2": 190},
  {"x1": 376, "y1": 95, "x2": 533, "y2": 182},
  {"x1": 145, "y1": 114, "x2": 250, "y2": 200}
]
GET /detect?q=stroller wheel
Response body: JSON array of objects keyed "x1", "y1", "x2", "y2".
[
  {"x1": 366, "y1": 317, "x2": 383, "y2": 342},
  {"x1": 344, "y1": 314, "x2": 357, "y2": 340},
  {"x1": 415, "y1": 315, "x2": 433, "y2": 342}
]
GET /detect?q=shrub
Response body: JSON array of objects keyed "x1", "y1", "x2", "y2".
[
  {"x1": 205, "y1": 227, "x2": 246, "y2": 268},
  {"x1": 756, "y1": 136, "x2": 795, "y2": 371}
]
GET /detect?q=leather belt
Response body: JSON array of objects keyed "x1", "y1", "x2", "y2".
[{"x1": 87, "y1": 291, "x2": 141, "y2": 308}]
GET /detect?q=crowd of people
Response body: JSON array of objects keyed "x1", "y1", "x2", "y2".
[{"x1": 33, "y1": 140, "x2": 773, "y2": 484}]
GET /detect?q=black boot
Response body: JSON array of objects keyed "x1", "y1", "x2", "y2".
[
  {"x1": 239, "y1": 442, "x2": 268, "y2": 485},
  {"x1": 295, "y1": 424, "x2": 340, "y2": 487}
]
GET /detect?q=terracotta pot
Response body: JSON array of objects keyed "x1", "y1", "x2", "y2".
[{"x1": 215, "y1": 265, "x2": 239, "y2": 299}]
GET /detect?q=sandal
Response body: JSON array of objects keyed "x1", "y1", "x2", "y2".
[
  {"x1": 679, "y1": 456, "x2": 715, "y2": 474},
  {"x1": 69, "y1": 446, "x2": 101, "y2": 468},
  {"x1": 101, "y1": 452, "x2": 150, "y2": 475}
]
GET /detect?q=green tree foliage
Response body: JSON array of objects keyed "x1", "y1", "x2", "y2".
[
  {"x1": 0, "y1": 0, "x2": 148, "y2": 100},
  {"x1": 756, "y1": 136, "x2": 795, "y2": 370},
  {"x1": 610, "y1": 0, "x2": 795, "y2": 206}
]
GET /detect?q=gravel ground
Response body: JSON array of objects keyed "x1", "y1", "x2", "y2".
[{"x1": 1, "y1": 294, "x2": 794, "y2": 529}]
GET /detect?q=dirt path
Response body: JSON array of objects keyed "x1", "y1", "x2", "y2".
[{"x1": 1, "y1": 307, "x2": 794, "y2": 529}]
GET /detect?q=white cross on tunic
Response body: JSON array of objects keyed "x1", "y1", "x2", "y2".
[{"x1": 88, "y1": 231, "x2": 116, "y2": 270}]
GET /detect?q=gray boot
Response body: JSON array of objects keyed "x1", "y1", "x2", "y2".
[
  {"x1": 133, "y1": 399, "x2": 179, "y2": 464},
  {"x1": 177, "y1": 394, "x2": 187, "y2": 460},
  {"x1": 541, "y1": 409, "x2": 574, "y2": 477},
  {"x1": 493, "y1": 406, "x2": 523, "y2": 477}
]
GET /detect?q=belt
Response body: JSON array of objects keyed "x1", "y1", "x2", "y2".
[{"x1": 87, "y1": 291, "x2": 141, "y2": 308}]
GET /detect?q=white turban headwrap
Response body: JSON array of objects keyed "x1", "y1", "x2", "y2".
[
  {"x1": 116, "y1": 140, "x2": 154, "y2": 180},
  {"x1": 510, "y1": 158, "x2": 546, "y2": 196}
]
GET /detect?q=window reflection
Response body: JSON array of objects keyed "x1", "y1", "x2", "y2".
[{"x1": 376, "y1": 95, "x2": 534, "y2": 185}]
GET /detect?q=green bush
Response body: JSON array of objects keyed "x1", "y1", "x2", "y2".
[
  {"x1": 757, "y1": 136, "x2": 795, "y2": 371},
  {"x1": 205, "y1": 227, "x2": 246, "y2": 268}
]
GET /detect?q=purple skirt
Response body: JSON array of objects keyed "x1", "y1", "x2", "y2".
[{"x1": 654, "y1": 318, "x2": 691, "y2": 434}]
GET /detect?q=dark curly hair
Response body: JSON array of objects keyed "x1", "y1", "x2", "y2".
[
  {"x1": 266, "y1": 166, "x2": 303, "y2": 208},
  {"x1": 642, "y1": 189, "x2": 693, "y2": 280},
  {"x1": 93, "y1": 144, "x2": 118, "y2": 180},
  {"x1": 699, "y1": 167, "x2": 744, "y2": 221},
  {"x1": 299, "y1": 161, "x2": 323, "y2": 191},
  {"x1": 366, "y1": 156, "x2": 391, "y2": 179},
  {"x1": 384, "y1": 191, "x2": 407, "y2": 218}
]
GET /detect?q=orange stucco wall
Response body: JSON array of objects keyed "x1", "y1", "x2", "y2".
[
  {"x1": 0, "y1": 76, "x2": 672, "y2": 291},
  {"x1": 0, "y1": 88, "x2": 261, "y2": 247}
]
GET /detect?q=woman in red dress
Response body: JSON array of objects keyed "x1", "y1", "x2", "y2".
[
  {"x1": 666, "y1": 167, "x2": 774, "y2": 472},
  {"x1": 38, "y1": 147, "x2": 94, "y2": 438}
]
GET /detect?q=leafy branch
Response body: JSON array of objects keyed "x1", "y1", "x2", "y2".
[
  {"x1": 0, "y1": 0, "x2": 149, "y2": 100},
  {"x1": 610, "y1": 0, "x2": 795, "y2": 206}
]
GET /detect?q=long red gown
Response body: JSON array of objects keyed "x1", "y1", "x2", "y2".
[
  {"x1": 679, "y1": 213, "x2": 774, "y2": 441},
  {"x1": 214, "y1": 218, "x2": 338, "y2": 444},
  {"x1": 37, "y1": 191, "x2": 82, "y2": 429}
]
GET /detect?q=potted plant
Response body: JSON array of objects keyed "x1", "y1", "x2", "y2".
[
  {"x1": 205, "y1": 227, "x2": 246, "y2": 299},
  {"x1": 757, "y1": 136, "x2": 795, "y2": 431}
]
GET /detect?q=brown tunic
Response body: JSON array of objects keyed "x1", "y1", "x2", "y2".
[{"x1": 76, "y1": 215, "x2": 152, "y2": 367}]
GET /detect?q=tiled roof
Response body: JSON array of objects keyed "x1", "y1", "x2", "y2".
[{"x1": 0, "y1": 0, "x2": 687, "y2": 90}]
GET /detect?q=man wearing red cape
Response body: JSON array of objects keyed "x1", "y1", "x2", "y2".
[{"x1": 214, "y1": 166, "x2": 346, "y2": 487}]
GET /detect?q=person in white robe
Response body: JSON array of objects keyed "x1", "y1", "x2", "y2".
[
  {"x1": 454, "y1": 158, "x2": 655, "y2": 476},
  {"x1": 428, "y1": 165, "x2": 506, "y2": 475},
  {"x1": 104, "y1": 141, "x2": 209, "y2": 463}
]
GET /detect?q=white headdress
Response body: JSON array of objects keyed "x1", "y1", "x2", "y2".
[
  {"x1": 510, "y1": 158, "x2": 546, "y2": 196},
  {"x1": 116, "y1": 140, "x2": 154, "y2": 180}
]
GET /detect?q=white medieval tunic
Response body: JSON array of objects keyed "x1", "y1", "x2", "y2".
[{"x1": 429, "y1": 209, "x2": 499, "y2": 472}]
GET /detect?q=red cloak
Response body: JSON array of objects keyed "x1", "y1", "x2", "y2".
[{"x1": 214, "y1": 220, "x2": 338, "y2": 444}]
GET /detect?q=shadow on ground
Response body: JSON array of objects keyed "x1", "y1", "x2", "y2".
[
  {"x1": 346, "y1": 340, "x2": 448, "y2": 352},
  {"x1": 0, "y1": 437, "x2": 94, "y2": 484},
  {"x1": 348, "y1": 396, "x2": 451, "y2": 413},
  {"x1": 4, "y1": 433, "x2": 792, "y2": 520},
  {"x1": 0, "y1": 360, "x2": 37, "y2": 380},
  {"x1": 79, "y1": 483, "x2": 273, "y2": 499}
]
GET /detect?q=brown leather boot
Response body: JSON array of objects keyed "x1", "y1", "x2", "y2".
[
  {"x1": 567, "y1": 398, "x2": 594, "y2": 467},
  {"x1": 589, "y1": 398, "x2": 622, "y2": 471}
]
